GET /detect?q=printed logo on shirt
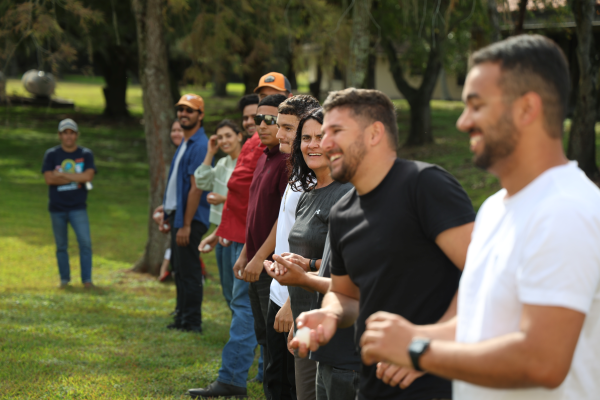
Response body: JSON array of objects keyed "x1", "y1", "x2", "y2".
[{"x1": 56, "y1": 158, "x2": 84, "y2": 191}]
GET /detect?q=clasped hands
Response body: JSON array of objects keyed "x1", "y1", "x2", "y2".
[
  {"x1": 290, "y1": 307, "x2": 424, "y2": 389},
  {"x1": 263, "y1": 253, "x2": 311, "y2": 286}
]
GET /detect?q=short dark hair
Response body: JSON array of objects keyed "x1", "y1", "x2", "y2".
[
  {"x1": 238, "y1": 94, "x2": 259, "y2": 113},
  {"x1": 258, "y1": 94, "x2": 288, "y2": 109},
  {"x1": 470, "y1": 34, "x2": 570, "y2": 138},
  {"x1": 289, "y1": 108, "x2": 324, "y2": 192},
  {"x1": 323, "y1": 88, "x2": 398, "y2": 150},
  {"x1": 215, "y1": 119, "x2": 242, "y2": 135},
  {"x1": 278, "y1": 95, "x2": 321, "y2": 117}
]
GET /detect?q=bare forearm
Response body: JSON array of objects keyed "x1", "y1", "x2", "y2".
[
  {"x1": 421, "y1": 333, "x2": 554, "y2": 388},
  {"x1": 299, "y1": 274, "x2": 331, "y2": 295},
  {"x1": 203, "y1": 151, "x2": 216, "y2": 166},
  {"x1": 57, "y1": 169, "x2": 95, "y2": 183},
  {"x1": 45, "y1": 175, "x2": 72, "y2": 185},
  {"x1": 255, "y1": 219, "x2": 277, "y2": 260},
  {"x1": 321, "y1": 291, "x2": 359, "y2": 329}
]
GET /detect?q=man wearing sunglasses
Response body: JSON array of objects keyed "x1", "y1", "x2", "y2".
[
  {"x1": 234, "y1": 94, "x2": 290, "y2": 400},
  {"x1": 162, "y1": 93, "x2": 210, "y2": 334}
]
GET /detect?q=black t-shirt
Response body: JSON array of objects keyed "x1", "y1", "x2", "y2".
[
  {"x1": 329, "y1": 159, "x2": 475, "y2": 400},
  {"x1": 288, "y1": 181, "x2": 352, "y2": 327},
  {"x1": 309, "y1": 230, "x2": 361, "y2": 371},
  {"x1": 42, "y1": 146, "x2": 96, "y2": 212}
]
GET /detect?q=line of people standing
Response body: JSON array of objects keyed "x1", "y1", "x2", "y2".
[{"x1": 152, "y1": 34, "x2": 600, "y2": 400}]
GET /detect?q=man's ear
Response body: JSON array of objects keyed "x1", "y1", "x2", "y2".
[
  {"x1": 514, "y1": 91, "x2": 542, "y2": 129},
  {"x1": 368, "y1": 121, "x2": 387, "y2": 147}
]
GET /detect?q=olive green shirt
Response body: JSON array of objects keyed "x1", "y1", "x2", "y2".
[{"x1": 194, "y1": 155, "x2": 237, "y2": 226}]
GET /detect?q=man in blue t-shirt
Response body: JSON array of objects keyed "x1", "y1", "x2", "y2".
[{"x1": 42, "y1": 118, "x2": 97, "y2": 288}]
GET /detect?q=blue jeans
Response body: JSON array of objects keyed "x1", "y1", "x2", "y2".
[
  {"x1": 217, "y1": 241, "x2": 258, "y2": 388},
  {"x1": 216, "y1": 242, "x2": 234, "y2": 309},
  {"x1": 50, "y1": 209, "x2": 92, "y2": 284}
]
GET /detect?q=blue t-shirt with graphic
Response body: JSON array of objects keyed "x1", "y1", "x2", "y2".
[{"x1": 42, "y1": 145, "x2": 96, "y2": 212}]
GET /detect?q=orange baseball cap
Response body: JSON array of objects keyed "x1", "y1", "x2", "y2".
[
  {"x1": 254, "y1": 72, "x2": 292, "y2": 94},
  {"x1": 175, "y1": 93, "x2": 204, "y2": 112}
]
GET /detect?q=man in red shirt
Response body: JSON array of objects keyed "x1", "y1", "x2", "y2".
[
  {"x1": 234, "y1": 93, "x2": 291, "y2": 400},
  {"x1": 189, "y1": 78, "x2": 292, "y2": 399}
]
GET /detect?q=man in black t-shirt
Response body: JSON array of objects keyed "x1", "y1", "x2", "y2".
[
  {"x1": 42, "y1": 118, "x2": 96, "y2": 288},
  {"x1": 292, "y1": 89, "x2": 475, "y2": 400}
]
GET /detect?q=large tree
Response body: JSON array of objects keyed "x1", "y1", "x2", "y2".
[
  {"x1": 0, "y1": 0, "x2": 101, "y2": 76},
  {"x1": 131, "y1": 0, "x2": 174, "y2": 274},
  {"x1": 376, "y1": 0, "x2": 484, "y2": 146},
  {"x1": 568, "y1": 0, "x2": 599, "y2": 180},
  {"x1": 346, "y1": 0, "x2": 373, "y2": 87}
]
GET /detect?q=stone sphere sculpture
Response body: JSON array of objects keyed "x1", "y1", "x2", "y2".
[{"x1": 22, "y1": 69, "x2": 56, "y2": 98}]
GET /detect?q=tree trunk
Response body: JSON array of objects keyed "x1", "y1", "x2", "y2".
[
  {"x1": 346, "y1": 0, "x2": 373, "y2": 88},
  {"x1": 515, "y1": 0, "x2": 528, "y2": 35},
  {"x1": 99, "y1": 45, "x2": 130, "y2": 119},
  {"x1": 568, "y1": 0, "x2": 599, "y2": 180},
  {"x1": 385, "y1": 38, "x2": 443, "y2": 146},
  {"x1": 287, "y1": 50, "x2": 298, "y2": 92},
  {"x1": 407, "y1": 98, "x2": 434, "y2": 146},
  {"x1": 131, "y1": 0, "x2": 173, "y2": 274},
  {"x1": 309, "y1": 64, "x2": 322, "y2": 100},
  {"x1": 486, "y1": 0, "x2": 501, "y2": 42}
]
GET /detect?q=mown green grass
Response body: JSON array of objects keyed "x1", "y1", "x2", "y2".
[
  {"x1": 0, "y1": 85, "x2": 262, "y2": 398},
  {"x1": 1, "y1": 78, "x2": 598, "y2": 399}
]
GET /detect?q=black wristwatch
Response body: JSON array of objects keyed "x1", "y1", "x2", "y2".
[
  {"x1": 309, "y1": 258, "x2": 318, "y2": 272},
  {"x1": 408, "y1": 338, "x2": 431, "y2": 372}
]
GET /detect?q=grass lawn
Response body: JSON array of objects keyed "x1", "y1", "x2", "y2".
[{"x1": 1, "y1": 79, "x2": 598, "y2": 399}]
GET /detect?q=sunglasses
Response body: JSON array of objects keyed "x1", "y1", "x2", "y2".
[
  {"x1": 176, "y1": 106, "x2": 199, "y2": 114},
  {"x1": 254, "y1": 114, "x2": 278, "y2": 126}
]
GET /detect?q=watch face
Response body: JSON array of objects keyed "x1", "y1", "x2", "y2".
[{"x1": 411, "y1": 339, "x2": 429, "y2": 353}]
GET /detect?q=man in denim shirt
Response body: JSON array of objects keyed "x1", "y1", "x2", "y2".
[{"x1": 163, "y1": 94, "x2": 211, "y2": 333}]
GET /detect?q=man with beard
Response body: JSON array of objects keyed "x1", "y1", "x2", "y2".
[
  {"x1": 294, "y1": 88, "x2": 475, "y2": 400},
  {"x1": 163, "y1": 94, "x2": 210, "y2": 333},
  {"x1": 359, "y1": 35, "x2": 600, "y2": 400}
]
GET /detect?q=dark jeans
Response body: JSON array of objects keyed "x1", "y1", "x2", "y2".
[
  {"x1": 316, "y1": 363, "x2": 359, "y2": 400},
  {"x1": 265, "y1": 300, "x2": 296, "y2": 400},
  {"x1": 295, "y1": 356, "x2": 317, "y2": 400},
  {"x1": 170, "y1": 216, "x2": 207, "y2": 331},
  {"x1": 248, "y1": 273, "x2": 272, "y2": 395}
]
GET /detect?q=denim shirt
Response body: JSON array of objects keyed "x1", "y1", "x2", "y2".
[{"x1": 163, "y1": 126, "x2": 210, "y2": 229}]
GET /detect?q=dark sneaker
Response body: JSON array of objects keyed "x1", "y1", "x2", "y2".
[
  {"x1": 167, "y1": 322, "x2": 182, "y2": 330},
  {"x1": 188, "y1": 381, "x2": 247, "y2": 399}
]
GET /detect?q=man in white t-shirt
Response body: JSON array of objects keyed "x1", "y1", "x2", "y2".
[
  {"x1": 358, "y1": 34, "x2": 600, "y2": 400},
  {"x1": 261, "y1": 94, "x2": 321, "y2": 399}
]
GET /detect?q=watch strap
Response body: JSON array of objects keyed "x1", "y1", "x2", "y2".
[
  {"x1": 309, "y1": 258, "x2": 317, "y2": 272},
  {"x1": 408, "y1": 338, "x2": 431, "y2": 372}
]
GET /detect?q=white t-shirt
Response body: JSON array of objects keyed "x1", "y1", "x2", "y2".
[
  {"x1": 270, "y1": 183, "x2": 303, "y2": 307},
  {"x1": 164, "y1": 139, "x2": 188, "y2": 213},
  {"x1": 455, "y1": 162, "x2": 600, "y2": 400}
]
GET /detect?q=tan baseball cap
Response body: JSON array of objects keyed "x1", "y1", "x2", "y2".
[
  {"x1": 254, "y1": 72, "x2": 292, "y2": 94},
  {"x1": 175, "y1": 93, "x2": 204, "y2": 112}
]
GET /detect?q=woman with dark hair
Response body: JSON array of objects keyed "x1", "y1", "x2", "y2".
[
  {"x1": 170, "y1": 119, "x2": 184, "y2": 147},
  {"x1": 266, "y1": 108, "x2": 353, "y2": 400},
  {"x1": 155, "y1": 119, "x2": 185, "y2": 281},
  {"x1": 193, "y1": 119, "x2": 244, "y2": 306}
]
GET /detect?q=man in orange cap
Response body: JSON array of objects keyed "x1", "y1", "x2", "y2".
[
  {"x1": 255, "y1": 72, "x2": 294, "y2": 101},
  {"x1": 160, "y1": 93, "x2": 211, "y2": 333}
]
